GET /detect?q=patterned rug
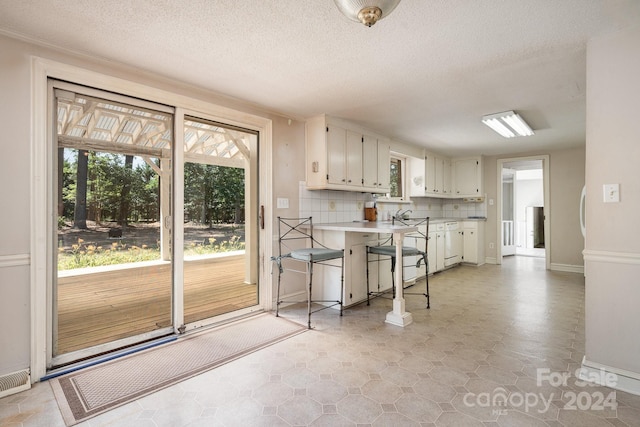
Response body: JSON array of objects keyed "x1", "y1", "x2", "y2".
[{"x1": 50, "y1": 313, "x2": 305, "y2": 426}]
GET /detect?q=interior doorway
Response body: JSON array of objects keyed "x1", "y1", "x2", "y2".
[{"x1": 497, "y1": 156, "x2": 550, "y2": 268}]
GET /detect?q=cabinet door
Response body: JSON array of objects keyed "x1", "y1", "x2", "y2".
[
  {"x1": 376, "y1": 139, "x2": 390, "y2": 191},
  {"x1": 327, "y1": 125, "x2": 347, "y2": 185},
  {"x1": 425, "y1": 155, "x2": 436, "y2": 193},
  {"x1": 454, "y1": 158, "x2": 480, "y2": 195},
  {"x1": 463, "y1": 228, "x2": 478, "y2": 264},
  {"x1": 346, "y1": 232, "x2": 376, "y2": 305},
  {"x1": 409, "y1": 156, "x2": 426, "y2": 197},
  {"x1": 434, "y1": 157, "x2": 444, "y2": 194},
  {"x1": 346, "y1": 131, "x2": 363, "y2": 187},
  {"x1": 436, "y1": 231, "x2": 445, "y2": 271},
  {"x1": 428, "y1": 231, "x2": 445, "y2": 273},
  {"x1": 362, "y1": 134, "x2": 378, "y2": 189},
  {"x1": 443, "y1": 158, "x2": 451, "y2": 195}
]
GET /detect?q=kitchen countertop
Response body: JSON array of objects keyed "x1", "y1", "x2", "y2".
[{"x1": 313, "y1": 221, "x2": 417, "y2": 233}]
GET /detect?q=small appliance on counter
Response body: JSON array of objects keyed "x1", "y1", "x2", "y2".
[{"x1": 364, "y1": 202, "x2": 377, "y2": 221}]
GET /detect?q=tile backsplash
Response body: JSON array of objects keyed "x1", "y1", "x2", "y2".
[{"x1": 298, "y1": 182, "x2": 487, "y2": 223}]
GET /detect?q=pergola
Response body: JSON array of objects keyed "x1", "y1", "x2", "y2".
[{"x1": 55, "y1": 88, "x2": 256, "y2": 284}]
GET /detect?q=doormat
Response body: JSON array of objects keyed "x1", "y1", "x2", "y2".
[{"x1": 49, "y1": 313, "x2": 305, "y2": 426}]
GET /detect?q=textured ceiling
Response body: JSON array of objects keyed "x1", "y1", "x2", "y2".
[{"x1": 1, "y1": 0, "x2": 639, "y2": 156}]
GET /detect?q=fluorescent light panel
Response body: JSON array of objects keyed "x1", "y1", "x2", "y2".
[{"x1": 482, "y1": 111, "x2": 534, "y2": 138}]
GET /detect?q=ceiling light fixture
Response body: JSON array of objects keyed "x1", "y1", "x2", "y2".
[
  {"x1": 482, "y1": 111, "x2": 534, "y2": 138},
  {"x1": 333, "y1": 0, "x2": 401, "y2": 27}
]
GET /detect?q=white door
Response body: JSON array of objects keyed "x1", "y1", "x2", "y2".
[{"x1": 502, "y1": 168, "x2": 516, "y2": 256}]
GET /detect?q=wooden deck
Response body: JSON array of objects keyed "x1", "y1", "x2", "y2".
[{"x1": 56, "y1": 255, "x2": 257, "y2": 355}]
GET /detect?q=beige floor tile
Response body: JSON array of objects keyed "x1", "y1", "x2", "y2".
[{"x1": 8, "y1": 257, "x2": 632, "y2": 427}]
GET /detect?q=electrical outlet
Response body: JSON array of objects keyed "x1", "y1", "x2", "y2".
[{"x1": 489, "y1": 242, "x2": 495, "y2": 249}]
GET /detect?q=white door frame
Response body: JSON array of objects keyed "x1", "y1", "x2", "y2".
[
  {"x1": 496, "y1": 155, "x2": 550, "y2": 269},
  {"x1": 31, "y1": 58, "x2": 273, "y2": 381}
]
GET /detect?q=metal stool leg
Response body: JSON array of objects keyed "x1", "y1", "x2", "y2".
[
  {"x1": 276, "y1": 261, "x2": 282, "y2": 317},
  {"x1": 339, "y1": 256, "x2": 344, "y2": 316},
  {"x1": 366, "y1": 248, "x2": 371, "y2": 306},
  {"x1": 422, "y1": 254, "x2": 430, "y2": 309},
  {"x1": 307, "y1": 261, "x2": 313, "y2": 329}
]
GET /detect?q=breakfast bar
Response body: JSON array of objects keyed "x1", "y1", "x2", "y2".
[{"x1": 313, "y1": 221, "x2": 417, "y2": 327}]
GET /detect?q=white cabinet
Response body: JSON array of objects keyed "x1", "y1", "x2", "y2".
[
  {"x1": 306, "y1": 115, "x2": 390, "y2": 193},
  {"x1": 428, "y1": 223, "x2": 446, "y2": 273},
  {"x1": 453, "y1": 156, "x2": 483, "y2": 196},
  {"x1": 462, "y1": 221, "x2": 485, "y2": 265},
  {"x1": 326, "y1": 124, "x2": 347, "y2": 185},
  {"x1": 410, "y1": 152, "x2": 453, "y2": 197},
  {"x1": 409, "y1": 156, "x2": 426, "y2": 197},
  {"x1": 345, "y1": 130, "x2": 363, "y2": 187},
  {"x1": 362, "y1": 136, "x2": 391, "y2": 192},
  {"x1": 325, "y1": 127, "x2": 362, "y2": 187},
  {"x1": 316, "y1": 230, "x2": 380, "y2": 307},
  {"x1": 443, "y1": 158, "x2": 452, "y2": 195}
]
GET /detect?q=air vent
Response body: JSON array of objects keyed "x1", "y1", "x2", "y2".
[{"x1": 0, "y1": 369, "x2": 31, "y2": 398}]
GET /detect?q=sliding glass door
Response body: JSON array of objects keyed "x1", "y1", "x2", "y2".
[
  {"x1": 182, "y1": 118, "x2": 259, "y2": 325},
  {"x1": 53, "y1": 83, "x2": 175, "y2": 365},
  {"x1": 50, "y1": 81, "x2": 261, "y2": 368}
]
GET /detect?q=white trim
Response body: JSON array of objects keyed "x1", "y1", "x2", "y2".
[
  {"x1": 31, "y1": 57, "x2": 273, "y2": 381},
  {"x1": 485, "y1": 257, "x2": 498, "y2": 265},
  {"x1": 496, "y1": 155, "x2": 551, "y2": 269},
  {"x1": 583, "y1": 250, "x2": 640, "y2": 265},
  {"x1": 550, "y1": 263, "x2": 584, "y2": 274},
  {"x1": 581, "y1": 356, "x2": 640, "y2": 396},
  {"x1": 0, "y1": 254, "x2": 30, "y2": 268}
]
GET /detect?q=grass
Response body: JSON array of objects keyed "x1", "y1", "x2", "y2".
[{"x1": 58, "y1": 236, "x2": 245, "y2": 270}]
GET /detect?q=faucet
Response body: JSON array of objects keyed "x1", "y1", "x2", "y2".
[{"x1": 395, "y1": 209, "x2": 412, "y2": 220}]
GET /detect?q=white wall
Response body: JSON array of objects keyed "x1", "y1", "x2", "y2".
[{"x1": 583, "y1": 25, "x2": 640, "y2": 386}]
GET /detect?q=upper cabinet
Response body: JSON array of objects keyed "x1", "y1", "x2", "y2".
[
  {"x1": 409, "y1": 153, "x2": 482, "y2": 198},
  {"x1": 362, "y1": 135, "x2": 390, "y2": 192},
  {"x1": 306, "y1": 115, "x2": 390, "y2": 193},
  {"x1": 452, "y1": 157, "x2": 483, "y2": 196}
]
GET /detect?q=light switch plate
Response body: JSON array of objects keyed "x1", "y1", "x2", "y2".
[
  {"x1": 276, "y1": 198, "x2": 289, "y2": 209},
  {"x1": 603, "y1": 184, "x2": 620, "y2": 203}
]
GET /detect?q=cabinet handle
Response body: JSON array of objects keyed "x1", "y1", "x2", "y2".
[{"x1": 342, "y1": 179, "x2": 346, "y2": 182}]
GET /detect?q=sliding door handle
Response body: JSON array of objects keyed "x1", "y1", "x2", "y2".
[{"x1": 260, "y1": 205, "x2": 265, "y2": 230}]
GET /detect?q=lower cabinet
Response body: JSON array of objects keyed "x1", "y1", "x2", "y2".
[
  {"x1": 428, "y1": 223, "x2": 446, "y2": 273},
  {"x1": 316, "y1": 230, "x2": 382, "y2": 307},
  {"x1": 462, "y1": 221, "x2": 485, "y2": 265}
]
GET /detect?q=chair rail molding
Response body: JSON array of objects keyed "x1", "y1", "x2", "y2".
[
  {"x1": 582, "y1": 250, "x2": 640, "y2": 265},
  {"x1": 0, "y1": 254, "x2": 30, "y2": 268}
]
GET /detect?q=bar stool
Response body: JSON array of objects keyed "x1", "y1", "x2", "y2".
[
  {"x1": 272, "y1": 217, "x2": 345, "y2": 329},
  {"x1": 366, "y1": 217, "x2": 430, "y2": 308}
]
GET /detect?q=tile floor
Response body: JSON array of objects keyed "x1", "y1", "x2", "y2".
[{"x1": 3, "y1": 256, "x2": 640, "y2": 426}]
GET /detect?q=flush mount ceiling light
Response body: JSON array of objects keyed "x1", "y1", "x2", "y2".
[
  {"x1": 333, "y1": 0, "x2": 401, "y2": 27},
  {"x1": 482, "y1": 111, "x2": 534, "y2": 138}
]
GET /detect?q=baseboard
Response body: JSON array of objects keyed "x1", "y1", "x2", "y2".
[
  {"x1": 485, "y1": 257, "x2": 497, "y2": 265},
  {"x1": 550, "y1": 263, "x2": 584, "y2": 274},
  {"x1": 581, "y1": 356, "x2": 640, "y2": 396},
  {"x1": 0, "y1": 369, "x2": 31, "y2": 398}
]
